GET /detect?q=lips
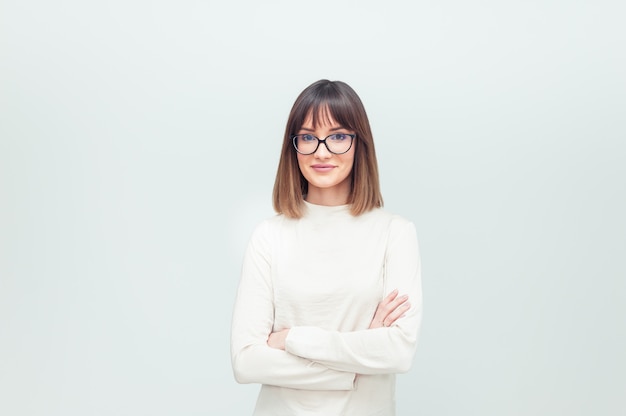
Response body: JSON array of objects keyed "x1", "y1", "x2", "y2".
[{"x1": 311, "y1": 164, "x2": 335, "y2": 172}]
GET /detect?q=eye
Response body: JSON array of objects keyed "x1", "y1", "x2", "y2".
[
  {"x1": 300, "y1": 134, "x2": 316, "y2": 142},
  {"x1": 329, "y1": 134, "x2": 349, "y2": 141}
]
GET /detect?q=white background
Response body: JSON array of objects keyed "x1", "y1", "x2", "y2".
[{"x1": 1, "y1": 1, "x2": 625, "y2": 415}]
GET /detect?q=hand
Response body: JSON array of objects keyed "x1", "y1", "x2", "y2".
[
  {"x1": 368, "y1": 289, "x2": 410, "y2": 329},
  {"x1": 267, "y1": 328, "x2": 290, "y2": 350}
]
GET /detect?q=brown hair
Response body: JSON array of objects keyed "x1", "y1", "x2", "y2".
[{"x1": 272, "y1": 79, "x2": 383, "y2": 218}]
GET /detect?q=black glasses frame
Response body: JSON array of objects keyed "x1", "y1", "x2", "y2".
[{"x1": 291, "y1": 134, "x2": 356, "y2": 155}]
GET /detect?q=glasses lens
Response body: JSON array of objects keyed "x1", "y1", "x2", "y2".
[
  {"x1": 293, "y1": 134, "x2": 318, "y2": 154},
  {"x1": 325, "y1": 134, "x2": 352, "y2": 154}
]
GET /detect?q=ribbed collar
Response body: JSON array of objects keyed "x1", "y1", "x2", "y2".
[{"x1": 303, "y1": 200, "x2": 351, "y2": 219}]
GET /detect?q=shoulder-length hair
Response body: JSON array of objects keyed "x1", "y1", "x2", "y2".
[{"x1": 272, "y1": 79, "x2": 383, "y2": 218}]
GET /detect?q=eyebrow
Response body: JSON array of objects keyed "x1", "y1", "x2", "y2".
[{"x1": 299, "y1": 126, "x2": 348, "y2": 132}]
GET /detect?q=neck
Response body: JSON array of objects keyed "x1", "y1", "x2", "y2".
[{"x1": 305, "y1": 183, "x2": 350, "y2": 206}]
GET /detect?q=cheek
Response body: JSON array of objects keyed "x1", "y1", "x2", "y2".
[
  {"x1": 342, "y1": 152, "x2": 356, "y2": 172},
  {"x1": 296, "y1": 154, "x2": 312, "y2": 179},
  {"x1": 296, "y1": 154, "x2": 306, "y2": 170}
]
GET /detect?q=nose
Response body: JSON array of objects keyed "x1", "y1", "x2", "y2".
[{"x1": 314, "y1": 140, "x2": 332, "y2": 158}]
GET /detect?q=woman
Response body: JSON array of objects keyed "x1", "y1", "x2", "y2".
[{"x1": 230, "y1": 79, "x2": 422, "y2": 416}]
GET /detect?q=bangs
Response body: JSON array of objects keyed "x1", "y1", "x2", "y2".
[
  {"x1": 308, "y1": 104, "x2": 336, "y2": 128},
  {"x1": 289, "y1": 83, "x2": 361, "y2": 134},
  {"x1": 306, "y1": 102, "x2": 356, "y2": 131}
]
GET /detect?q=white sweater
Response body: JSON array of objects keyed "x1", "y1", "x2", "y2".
[{"x1": 231, "y1": 201, "x2": 422, "y2": 416}]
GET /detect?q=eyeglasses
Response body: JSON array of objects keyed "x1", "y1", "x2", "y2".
[{"x1": 291, "y1": 133, "x2": 356, "y2": 155}]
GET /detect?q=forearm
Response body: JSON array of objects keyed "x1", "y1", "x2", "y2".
[
  {"x1": 285, "y1": 314, "x2": 421, "y2": 375},
  {"x1": 232, "y1": 343, "x2": 356, "y2": 390}
]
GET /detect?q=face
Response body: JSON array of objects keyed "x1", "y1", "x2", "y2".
[{"x1": 296, "y1": 111, "x2": 356, "y2": 206}]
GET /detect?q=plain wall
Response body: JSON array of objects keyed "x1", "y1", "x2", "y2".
[{"x1": 1, "y1": 1, "x2": 624, "y2": 415}]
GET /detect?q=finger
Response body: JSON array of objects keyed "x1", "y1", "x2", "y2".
[
  {"x1": 369, "y1": 291, "x2": 408, "y2": 329},
  {"x1": 379, "y1": 294, "x2": 409, "y2": 327},
  {"x1": 379, "y1": 294, "x2": 409, "y2": 316},
  {"x1": 388, "y1": 294, "x2": 409, "y2": 308},
  {"x1": 369, "y1": 301, "x2": 392, "y2": 329},
  {"x1": 382, "y1": 289, "x2": 399, "y2": 303},
  {"x1": 382, "y1": 302, "x2": 411, "y2": 327}
]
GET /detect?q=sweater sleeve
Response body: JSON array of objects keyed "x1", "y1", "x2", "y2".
[
  {"x1": 284, "y1": 220, "x2": 423, "y2": 375},
  {"x1": 230, "y1": 220, "x2": 357, "y2": 390}
]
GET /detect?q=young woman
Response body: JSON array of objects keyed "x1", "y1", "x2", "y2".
[{"x1": 230, "y1": 79, "x2": 422, "y2": 416}]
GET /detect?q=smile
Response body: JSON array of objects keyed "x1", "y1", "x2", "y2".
[{"x1": 311, "y1": 164, "x2": 335, "y2": 172}]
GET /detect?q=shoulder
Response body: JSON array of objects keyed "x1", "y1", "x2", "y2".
[
  {"x1": 364, "y1": 207, "x2": 415, "y2": 229},
  {"x1": 366, "y1": 210, "x2": 421, "y2": 260},
  {"x1": 242, "y1": 214, "x2": 285, "y2": 257},
  {"x1": 248, "y1": 213, "x2": 290, "y2": 241},
  {"x1": 362, "y1": 208, "x2": 419, "y2": 244}
]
